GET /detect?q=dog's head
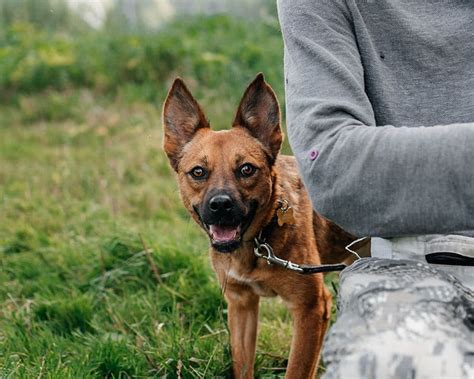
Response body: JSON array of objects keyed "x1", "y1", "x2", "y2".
[{"x1": 162, "y1": 74, "x2": 283, "y2": 253}]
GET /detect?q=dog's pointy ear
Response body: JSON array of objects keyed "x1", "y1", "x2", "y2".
[
  {"x1": 233, "y1": 73, "x2": 282, "y2": 163},
  {"x1": 162, "y1": 78, "x2": 209, "y2": 171}
]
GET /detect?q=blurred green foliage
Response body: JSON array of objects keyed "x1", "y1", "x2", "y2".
[
  {"x1": 1, "y1": 14, "x2": 284, "y2": 106},
  {"x1": 0, "y1": 0, "x2": 88, "y2": 32}
]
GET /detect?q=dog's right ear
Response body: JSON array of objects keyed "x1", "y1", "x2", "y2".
[{"x1": 162, "y1": 78, "x2": 209, "y2": 171}]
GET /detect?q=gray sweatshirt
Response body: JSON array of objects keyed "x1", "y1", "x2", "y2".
[{"x1": 277, "y1": 0, "x2": 474, "y2": 237}]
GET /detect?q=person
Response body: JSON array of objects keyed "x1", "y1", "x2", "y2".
[{"x1": 277, "y1": 0, "x2": 474, "y2": 377}]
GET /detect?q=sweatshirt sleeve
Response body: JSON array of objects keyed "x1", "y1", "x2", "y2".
[{"x1": 277, "y1": 0, "x2": 474, "y2": 237}]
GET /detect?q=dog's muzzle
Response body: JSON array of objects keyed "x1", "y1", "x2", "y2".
[{"x1": 194, "y1": 193, "x2": 258, "y2": 253}]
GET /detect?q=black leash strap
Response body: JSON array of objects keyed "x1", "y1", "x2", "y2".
[{"x1": 298, "y1": 263, "x2": 348, "y2": 274}]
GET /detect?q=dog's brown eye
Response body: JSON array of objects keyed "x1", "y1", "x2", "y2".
[
  {"x1": 239, "y1": 163, "x2": 256, "y2": 178},
  {"x1": 190, "y1": 166, "x2": 207, "y2": 179}
]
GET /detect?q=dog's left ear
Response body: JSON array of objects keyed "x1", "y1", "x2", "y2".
[
  {"x1": 233, "y1": 73, "x2": 282, "y2": 163},
  {"x1": 162, "y1": 78, "x2": 209, "y2": 171}
]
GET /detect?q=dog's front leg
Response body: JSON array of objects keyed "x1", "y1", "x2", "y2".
[
  {"x1": 286, "y1": 290, "x2": 332, "y2": 379},
  {"x1": 225, "y1": 285, "x2": 259, "y2": 379}
]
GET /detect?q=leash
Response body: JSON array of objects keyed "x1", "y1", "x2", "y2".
[
  {"x1": 252, "y1": 199, "x2": 368, "y2": 274},
  {"x1": 253, "y1": 233, "x2": 368, "y2": 274}
]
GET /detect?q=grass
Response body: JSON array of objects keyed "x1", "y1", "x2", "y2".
[
  {"x1": 0, "y1": 11, "x2": 339, "y2": 378},
  {"x1": 0, "y1": 87, "x2": 339, "y2": 377}
]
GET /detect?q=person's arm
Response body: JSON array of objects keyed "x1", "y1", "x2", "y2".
[{"x1": 277, "y1": 0, "x2": 474, "y2": 237}]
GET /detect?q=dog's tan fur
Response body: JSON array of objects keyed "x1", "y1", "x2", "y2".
[{"x1": 163, "y1": 74, "x2": 356, "y2": 378}]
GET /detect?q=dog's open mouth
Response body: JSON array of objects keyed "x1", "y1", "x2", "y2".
[
  {"x1": 209, "y1": 224, "x2": 241, "y2": 243},
  {"x1": 204, "y1": 224, "x2": 242, "y2": 253}
]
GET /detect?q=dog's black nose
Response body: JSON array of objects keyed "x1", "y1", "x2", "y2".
[{"x1": 209, "y1": 194, "x2": 234, "y2": 213}]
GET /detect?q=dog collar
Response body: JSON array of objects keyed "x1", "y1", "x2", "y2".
[{"x1": 253, "y1": 200, "x2": 367, "y2": 274}]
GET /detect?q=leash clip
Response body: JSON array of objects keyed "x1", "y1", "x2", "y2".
[{"x1": 254, "y1": 237, "x2": 304, "y2": 272}]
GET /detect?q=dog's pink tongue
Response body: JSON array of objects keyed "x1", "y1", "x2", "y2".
[{"x1": 210, "y1": 225, "x2": 239, "y2": 242}]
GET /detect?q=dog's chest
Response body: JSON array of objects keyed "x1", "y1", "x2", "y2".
[{"x1": 227, "y1": 267, "x2": 278, "y2": 297}]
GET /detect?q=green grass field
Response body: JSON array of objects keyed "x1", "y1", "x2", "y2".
[{"x1": 0, "y1": 10, "x2": 338, "y2": 378}]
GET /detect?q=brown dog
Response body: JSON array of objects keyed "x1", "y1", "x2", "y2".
[{"x1": 162, "y1": 74, "x2": 356, "y2": 378}]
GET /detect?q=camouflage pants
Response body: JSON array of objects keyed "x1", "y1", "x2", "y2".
[{"x1": 322, "y1": 258, "x2": 474, "y2": 379}]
